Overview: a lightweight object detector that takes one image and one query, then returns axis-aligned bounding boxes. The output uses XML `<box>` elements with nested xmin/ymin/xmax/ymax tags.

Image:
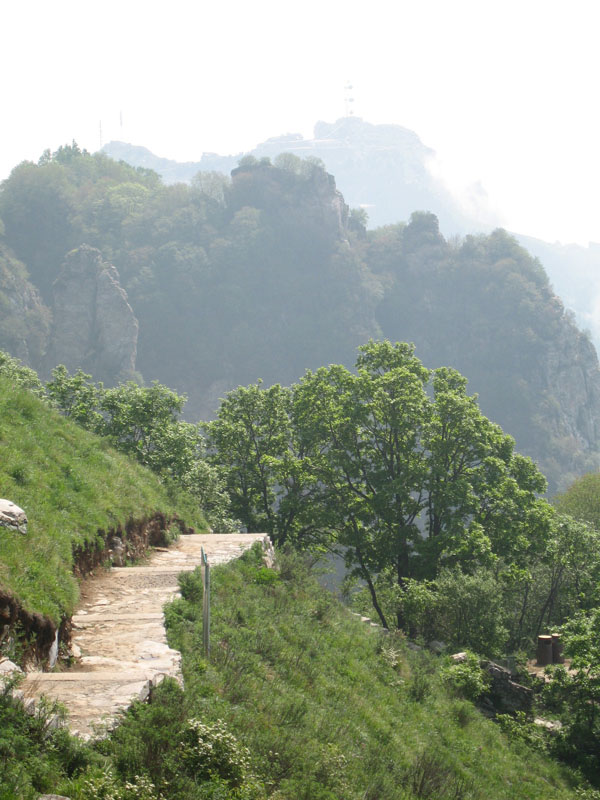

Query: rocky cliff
<box><xmin>0</xmin><ymin>242</ymin><xmax>50</xmax><ymax>366</ymax></box>
<box><xmin>229</xmin><ymin>156</ymin><xmax>349</xmax><ymax>241</ymax></box>
<box><xmin>44</xmin><ymin>245</ymin><xmax>139</xmax><ymax>384</ymax></box>
<box><xmin>372</xmin><ymin>217</ymin><xmax>600</xmax><ymax>493</ymax></box>
<box><xmin>532</xmin><ymin>322</ymin><xmax>600</xmax><ymax>486</ymax></box>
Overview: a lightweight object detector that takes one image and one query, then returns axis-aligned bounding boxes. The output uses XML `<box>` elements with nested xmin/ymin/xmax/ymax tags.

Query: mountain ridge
<box><xmin>102</xmin><ymin>117</ymin><xmax>600</xmax><ymax>351</ymax></box>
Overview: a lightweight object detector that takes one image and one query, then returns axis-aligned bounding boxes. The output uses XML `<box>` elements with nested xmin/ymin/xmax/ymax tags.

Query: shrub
<box><xmin>176</xmin><ymin>718</ymin><xmax>252</xmax><ymax>788</ymax></box>
<box><xmin>440</xmin><ymin>652</ymin><xmax>489</xmax><ymax>701</ymax></box>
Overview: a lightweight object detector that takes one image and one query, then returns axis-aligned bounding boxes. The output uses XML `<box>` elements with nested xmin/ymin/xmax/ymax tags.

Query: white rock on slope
<box><xmin>0</xmin><ymin>499</ymin><xmax>27</xmax><ymax>534</ymax></box>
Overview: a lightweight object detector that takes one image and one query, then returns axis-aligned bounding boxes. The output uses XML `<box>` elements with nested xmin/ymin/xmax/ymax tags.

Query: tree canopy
<box><xmin>553</xmin><ymin>471</ymin><xmax>600</xmax><ymax>528</ymax></box>
<box><xmin>207</xmin><ymin>340</ymin><xmax>553</xmax><ymax>628</ymax></box>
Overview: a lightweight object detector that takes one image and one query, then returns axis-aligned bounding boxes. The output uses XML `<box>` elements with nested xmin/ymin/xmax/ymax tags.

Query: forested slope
<box><xmin>105</xmin><ymin>119</ymin><xmax>600</xmax><ymax>357</ymax></box>
<box><xmin>370</xmin><ymin>214</ymin><xmax>600</xmax><ymax>490</ymax></box>
<box><xmin>0</xmin><ymin>144</ymin><xmax>598</xmax><ymax>490</ymax></box>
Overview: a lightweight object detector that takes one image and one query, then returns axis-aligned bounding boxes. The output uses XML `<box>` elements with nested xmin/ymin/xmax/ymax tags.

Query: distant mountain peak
<box><xmin>101</xmin><ymin>117</ymin><xmax>469</xmax><ymax>233</ymax></box>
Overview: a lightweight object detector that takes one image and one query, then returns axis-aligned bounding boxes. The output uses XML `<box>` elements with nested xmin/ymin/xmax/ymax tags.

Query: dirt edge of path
<box><xmin>0</xmin><ymin>513</ymin><xmax>195</xmax><ymax>668</ymax></box>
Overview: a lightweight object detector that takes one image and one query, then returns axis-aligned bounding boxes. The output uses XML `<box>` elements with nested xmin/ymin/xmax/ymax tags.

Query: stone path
<box><xmin>23</xmin><ymin>533</ymin><xmax>269</xmax><ymax>738</ymax></box>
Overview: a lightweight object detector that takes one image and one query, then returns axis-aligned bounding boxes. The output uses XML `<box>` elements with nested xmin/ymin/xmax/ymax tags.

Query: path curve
<box><xmin>23</xmin><ymin>533</ymin><xmax>269</xmax><ymax>737</ymax></box>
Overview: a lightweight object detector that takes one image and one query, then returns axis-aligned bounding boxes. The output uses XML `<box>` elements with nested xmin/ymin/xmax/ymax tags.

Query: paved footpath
<box><xmin>23</xmin><ymin>533</ymin><xmax>268</xmax><ymax>738</ymax></box>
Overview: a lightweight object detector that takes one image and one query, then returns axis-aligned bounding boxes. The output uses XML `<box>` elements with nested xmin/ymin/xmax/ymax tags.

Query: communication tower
<box><xmin>344</xmin><ymin>82</ymin><xmax>355</xmax><ymax>117</ymax></box>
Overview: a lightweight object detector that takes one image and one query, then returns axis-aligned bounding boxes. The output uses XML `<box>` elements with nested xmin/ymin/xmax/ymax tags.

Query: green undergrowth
<box><xmin>161</xmin><ymin>545</ymin><xmax>583</xmax><ymax>800</ymax></box>
<box><xmin>0</xmin><ymin>377</ymin><xmax>206</xmax><ymax>622</ymax></box>
<box><xmin>1</xmin><ymin>546</ymin><xmax>592</xmax><ymax>799</ymax></box>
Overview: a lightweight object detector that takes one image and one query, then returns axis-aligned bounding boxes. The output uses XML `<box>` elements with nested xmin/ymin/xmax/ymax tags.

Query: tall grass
<box><xmin>165</xmin><ymin>546</ymin><xmax>581</xmax><ymax>800</ymax></box>
<box><xmin>0</xmin><ymin>377</ymin><xmax>206</xmax><ymax>621</ymax></box>
<box><xmin>1</xmin><ymin>546</ymin><xmax>586</xmax><ymax>798</ymax></box>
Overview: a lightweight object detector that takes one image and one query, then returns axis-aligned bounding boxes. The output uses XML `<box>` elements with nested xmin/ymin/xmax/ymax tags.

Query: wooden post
<box><xmin>201</xmin><ymin>547</ymin><xmax>210</xmax><ymax>660</ymax></box>
<box><xmin>536</xmin><ymin>635</ymin><xmax>553</xmax><ymax>666</ymax></box>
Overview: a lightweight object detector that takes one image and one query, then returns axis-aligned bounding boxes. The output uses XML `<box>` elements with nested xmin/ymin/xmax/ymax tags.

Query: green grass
<box><xmin>1</xmin><ymin>546</ymin><xmax>589</xmax><ymax>798</ymax></box>
<box><xmin>164</xmin><ymin>546</ymin><xmax>583</xmax><ymax>800</ymax></box>
<box><xmin>0</xmin><ymin>377</ymin><xmax>207</xmax><ymax>622</ymax></box>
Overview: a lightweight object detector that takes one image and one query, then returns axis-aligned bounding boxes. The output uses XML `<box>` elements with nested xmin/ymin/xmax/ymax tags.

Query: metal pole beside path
<box><xmin>201</xmin><ymin>546</ymin><xmax>210</xmax><ymax>660</ymax></box>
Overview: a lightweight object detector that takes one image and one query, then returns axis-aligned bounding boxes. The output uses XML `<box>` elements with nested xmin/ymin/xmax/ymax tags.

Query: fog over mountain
<box><xmin>103</xmin><ymin>117</ymin><xmax>600</xmax><ymax>351</ymax></box>
<box><xmin>103</xmin><ymin>117</ymin><xmax>478</xmax><ymax>233</ymax></box>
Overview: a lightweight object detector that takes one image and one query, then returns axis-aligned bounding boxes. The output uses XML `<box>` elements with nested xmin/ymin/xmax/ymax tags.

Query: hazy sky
<box><xmin>2</xmin><ymin>0</ymin><xmax>599</xmax><ymax>245</ymax></box>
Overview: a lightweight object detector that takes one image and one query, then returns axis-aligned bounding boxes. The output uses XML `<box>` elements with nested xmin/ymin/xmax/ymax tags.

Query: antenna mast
<box><xmin>344</xmin><ymin>82</ymin><xmax>355</xmax><ymax>117</ymax></box>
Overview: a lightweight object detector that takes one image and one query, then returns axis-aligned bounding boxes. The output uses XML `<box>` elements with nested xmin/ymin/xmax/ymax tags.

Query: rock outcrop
<box><xmin>229</xmin><ymin>157</ymin><xmax>349</xmax><ymax>240</ymax></box>
<box><xmin>44</xmin><ymin>246</ymin><xmax>139</xmax><ymax>384</ymax></box>
<box><xmin>537</xmin><ymin>324</ymin><xmax>600</xmax><ymax>461</ymax></box>
<box><xmin>480</xmin><ymin>660</ymin><xmax>534</xmax><ymax>716</ymax></box>
<box><xmin>0</xmin><ymin>242</ymin><xmax>50</xmax><ymax>366</ymax></box>
<box><xmin>0</xmin><ymin>499</ymin><xmax>27</xmax><ymax>534</ymax></box>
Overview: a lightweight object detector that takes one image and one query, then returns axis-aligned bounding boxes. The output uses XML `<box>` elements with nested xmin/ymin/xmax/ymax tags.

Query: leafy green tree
<box><xmin>99</xmin><ymin>381</ymin><xmax>187</xmax><ymax>466</ymax></box>
<box><xmin>352</xmin><ymin>567</ymin><xmax>507</xmax><ymax>655</ymax></box>
<box><xmin>495</xmin><ymin>513</ymin><xmax>600</xmax><ymax>653</ymax></box>
<box><xmin>294</xmin><ymin>340</ymin><xmax>551</xmax><ymax>626</ymax></box>
<box><xmin>0</xmin><ymin>350</ymin><xmax>43</xmax><ymax>394</ymax></box>
<box><xmin>543</xmin><ymin>608</ymin><xmax>600</xmax><ymax>779</ymax></box>
<box><xmin>433</xmin><ymin>567</ymin><xmax>508</xmax><ymax>656</ymax></box>
<box><xmin>553</xmin><ymin>472</ymin><xmax>600</xmax><ymax>528</ymax></box>
<box><xmin>205</xmin><ymin>382</ymin><xmax>323</xmax><ymax>547</ymax></box>
<box><xmin>46</xmin><ymin>365</ymin><xmax>103</xmax><ymax>429</ymax></box>
<box><xmin>190</xmin><ymin>170</ymin><xmax>230</xmax><ymax>206</ymax></box>
<box><xmin>560</xmin><ymin>608</ymin><xmax>600</xmax><ymax>720</ymax></box>
<box><xmin>208</xmin><ymin>341</ymin><xmax>551</xmax><ymax>629</ymax></box>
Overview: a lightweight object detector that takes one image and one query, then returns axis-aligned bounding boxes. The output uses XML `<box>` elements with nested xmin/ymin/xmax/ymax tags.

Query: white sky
<box><xmin>2</xmin><ymin>0</ymin><xmax>600</xmax><ymax>245</ymax></box>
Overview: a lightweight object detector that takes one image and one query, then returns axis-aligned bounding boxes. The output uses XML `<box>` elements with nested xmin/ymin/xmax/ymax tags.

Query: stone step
<box><xmin>24</xmin><ymin>532</ymin><xmax>271</xmax><ymax>738</ymax></box>
<box><xmin>110</xmin><ymin>565</ymin><xmax>198</xmax><ymax>575</ymax></box>
<box><xmin>24</xmin><ymin>669</ymin><xmax>163</xmax><ymax>683</ymax></box>
<box><xmin>73</xmin><ymin>613</ymin><xmax>165</xmax><ymax>623</ymax></box>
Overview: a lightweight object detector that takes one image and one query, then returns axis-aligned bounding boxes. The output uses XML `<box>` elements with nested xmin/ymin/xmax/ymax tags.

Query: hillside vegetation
<box><xmin>1</xmin><ymin>145</ymin><xmax>599</xmax><ymax>490</ymax></box>
<box><xmin>104</xmin><ymin>119</ymin><xmax>600</xmax><ymax>359</ymax></box>
<box><xmin>2</xmin><ymin>353</ymin><xmax>600</xmax><ymax>794</ymax></box>
<box><xmin>108</xmin><ymin>546</ymin><xmax>586</xmax><ymax>799</ymax></box>
<box><xmin>1</xmin><ymin>546</ymin><xmax>588</xmax><ymax>799</ymax></box>
<box><xmin>0</xmin><ymin>374</ymin><xmax>206</xmax><ymax>626</ymax></box>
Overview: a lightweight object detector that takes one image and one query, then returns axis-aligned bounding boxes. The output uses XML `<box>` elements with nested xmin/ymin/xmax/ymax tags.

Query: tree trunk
<box><xmin>356</xmin><ymin>547</ymin><xmax>389</xmax><ymax>629</ymax></box>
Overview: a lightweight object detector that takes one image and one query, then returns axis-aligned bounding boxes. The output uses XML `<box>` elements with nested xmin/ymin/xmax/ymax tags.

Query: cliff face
<box><xmin>372</xmin><ymin>218</ymin><xmax>600</xmax><ymax>493</ymax></box>
<box><xmin>532</xmin><ymin>323</ymin><xmax>600</xmax><ymax>486</ymax></box>
<box><xmin>0</xmin><ymin>242</ymin><xmax>50</xmax><ymax>367</ymax></box>
<box><xmin>44</xmin><ymin>245</ymin><xmax>139</xmax><ymax>384</ymax></box>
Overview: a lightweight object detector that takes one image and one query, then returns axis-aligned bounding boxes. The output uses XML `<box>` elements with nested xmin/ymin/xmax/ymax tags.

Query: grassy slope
<box><xmin>0</xmin><ymin>377</ymin><xmax>206</xmax><ymax>622</ymax></box>
<box><xmin>166</xmin><ymin>547</ymin><xmax>580</xmax><ymax>800</ymax></box>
